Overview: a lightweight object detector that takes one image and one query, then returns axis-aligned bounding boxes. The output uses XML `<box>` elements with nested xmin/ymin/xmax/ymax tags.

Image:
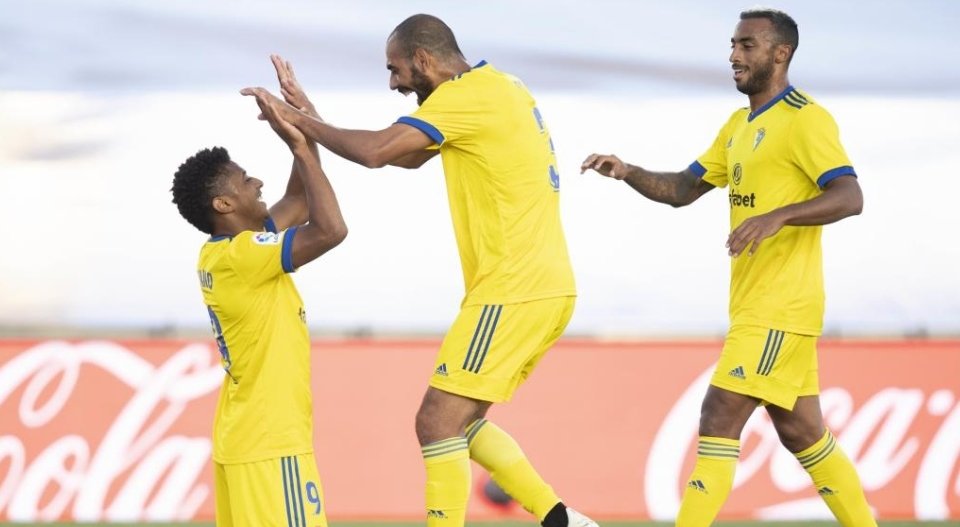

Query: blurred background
<box><xmin>2</xmin><ymin>0</ymin><xmax>958</xmax><ymax>337</ymax></box>
<box><xmin>1</xmin><ymin>0</ymin><xmax>959</xmax><ymax>524</ymax></box>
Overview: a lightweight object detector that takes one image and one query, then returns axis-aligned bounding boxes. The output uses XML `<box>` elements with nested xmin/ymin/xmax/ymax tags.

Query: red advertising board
<box><xmin>0</xmin><ymin>339</ymin><xmax>957</xmax><ymax>522</ymax></box>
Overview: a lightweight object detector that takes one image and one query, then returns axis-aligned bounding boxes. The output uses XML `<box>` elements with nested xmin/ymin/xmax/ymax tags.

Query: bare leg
<box><xmin>676</xmin><ymin>385</ymin><xmax>758</xmax><ymax>527</ymax></box>
<box><xmin>767</xmin><ymin>395</ymin><xmax>877</xmax><ymax>527</ymax></box>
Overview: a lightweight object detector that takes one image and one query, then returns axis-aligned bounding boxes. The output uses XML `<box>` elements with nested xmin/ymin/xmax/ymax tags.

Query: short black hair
<box><xmin>389</xmin><ymin>14</ymin><xmax>464</xmax><ymax>61</ymax></box>
<box><xmin>740</xmin><ymin>8</ymin><xmax>799</xmax><ymax>62</ymax></box>
<box><xmin>171</xmin><ymin>147</ymin><xmax>231</xmax><ymax>234</ymax></box>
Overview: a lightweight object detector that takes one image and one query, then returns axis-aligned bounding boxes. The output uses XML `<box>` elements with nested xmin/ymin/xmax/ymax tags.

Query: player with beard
<box><xmin>242</xmin><ymin>14</ymin><xmax>594</xmax><ymax>527</ymax></box>
<box><xmin>582</xmin><ymin>8</ymin><xmax>875</xmax><ymax>527</ymax></box>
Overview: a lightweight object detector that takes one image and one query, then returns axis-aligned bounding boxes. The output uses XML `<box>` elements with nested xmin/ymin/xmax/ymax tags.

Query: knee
<box><xmin>697</xmin><ymin>389</ymin><xmax>755</xmax><ymax>439</ymax></box>
<box><xmin>698</xmin><ymin>409</ymin><xmax>739</xmax><ymax>438</ymax></box>
<box><xmin>415</xmin><ymin>404</ymin><xmax>442</xmax><ymax>446</ymax></box>
<box><xmin>777</xmin><ymin>424</ymin><xmax>824</xmax><ymax>453</ymax></box>
<box><xmin>415</xmin><ymin>397</ymin><xmax>475</xmax><ymax>446</ymax></box>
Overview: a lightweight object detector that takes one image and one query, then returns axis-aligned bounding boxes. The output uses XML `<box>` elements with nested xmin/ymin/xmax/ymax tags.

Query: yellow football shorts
<box><xmin>215</xmin><ymin>453</ymin><xmax>327</xmax><ymax>527</ymax></box>
<box><xmin>709</xmin><ymin>325</ymin><xmax>819</xmax><ymax>410</ymax></box>
<box><xmin>430</xmin><ymin>296</ymin><xmax>576</xmax><ymax>403</ymax></box>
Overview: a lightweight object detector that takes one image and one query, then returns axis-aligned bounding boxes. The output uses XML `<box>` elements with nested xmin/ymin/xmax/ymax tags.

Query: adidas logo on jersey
<box><xmin>687</xmin><ymin>479</ymin><xmax>708</xmax><ymax>493</ymax></box>
<box><xmin>728</xmin><ymin>366</ymin><xmax>746</xmax><ymax>379</ymax></box>
<box><xmin>435</xmin><ymin>363</ymin><xmax>448</xmax><ymax>376</ymax></box>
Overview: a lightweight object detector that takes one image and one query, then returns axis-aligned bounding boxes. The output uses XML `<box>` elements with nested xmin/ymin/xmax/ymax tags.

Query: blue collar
<box><xmin>209</xmin><ymin>234</ymin><xmax>232</xmax><ymax>242</ymax></box>
<box><xmin>748</xmin><ymin>84</ymin><xmax>794</xmax><ymax>122</ymax></box>
<box><xmin>450</xmin><ymin>60</ymin><xmax>489</xmax><ymax>82</ymax></box>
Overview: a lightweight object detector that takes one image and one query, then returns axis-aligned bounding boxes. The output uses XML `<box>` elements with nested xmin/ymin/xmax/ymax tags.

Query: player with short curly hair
<box><xmin>172</xmin><ymin>58</ymin><xmax>347</xmax><ymax>527</ymax></box>
<box><xmin>171</xmin><ymin>146</ymin><xmax>231</xmax><ymax>234</ymax></box>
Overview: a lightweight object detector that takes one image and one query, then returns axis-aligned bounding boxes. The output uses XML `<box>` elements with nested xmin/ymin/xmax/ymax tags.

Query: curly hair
<box><xmin>171</xmin><ymin>147</ymin><xmax>231</xmax><ymax>234</ymax></box>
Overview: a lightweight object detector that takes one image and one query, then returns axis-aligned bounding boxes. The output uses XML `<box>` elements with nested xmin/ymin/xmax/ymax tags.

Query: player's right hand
<box><xmin>241</xmin><ymin>87</ymin><xmax>307</xmax><ymax>149</ymax></box>
<box><xmin>581</xmin><ymin>153</ymin><xmax>627</xmax><ymax>180</ymax></box>
<box><xmin>271</xmin><ymin>54</ymin><xmax>322</xmax><ymax>120</ymax></box>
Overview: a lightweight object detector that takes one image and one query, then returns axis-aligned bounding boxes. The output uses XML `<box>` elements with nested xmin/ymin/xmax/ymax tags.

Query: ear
<box><xmin>212</xmin><ymin>196</ymin><xmax>233</xmax><ymax>214</ymax></box>
<box><xmin>413</xmin><ymin>47</ymin><xmax>432</xmax><ymax>70</ymax></box>
<box><xmin>774</xmin><ymin>43</ymin><xmax>792</xmax><ymax>64</ymax></box>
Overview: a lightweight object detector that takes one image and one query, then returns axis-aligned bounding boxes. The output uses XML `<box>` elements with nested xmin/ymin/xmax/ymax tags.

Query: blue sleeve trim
<box><xmin>396</xmin><ymin>116</ymin><xmax>444</xmax><ymax>145</ymax></box>
<box><xmin>688</xmin><ymin>161</ymin><xmax>707</xmax><ymax>178</ymax></box>
<box><xmin>817</xmin><ymin>166</ymin><xmax>857</xmax><ymax>188</ymax></box>
<box><xmin>264</xmin><ymin>216</ymin><xmax>278</xmax><ymax>233</ymax></box>
<box><xmin>281</xmin><ymin>226</ymin><xmax>298</xmax><ymax>273</ymax></box>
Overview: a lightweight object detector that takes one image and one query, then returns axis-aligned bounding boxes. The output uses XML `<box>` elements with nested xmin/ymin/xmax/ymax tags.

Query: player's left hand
<box><xmin>726</xmin><ymin>211</ymin><xmax>786</xmax><ymax>257</ymax></box>
<box><xmin>240</xmin><ymin>87</ymin><xmax>306</xmax><ymax>148</ymax></box>
<box><xmin>240</xmin><ymin>86</ymin><xmax>297</xmax><ymax>123</ymax></box>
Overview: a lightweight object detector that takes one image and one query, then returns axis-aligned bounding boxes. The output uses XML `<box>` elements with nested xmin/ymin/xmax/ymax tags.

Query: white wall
<box><xmin>1</xmin><ymin>91</ymin><xmax>958</xmax><ymax>336</ymax></box>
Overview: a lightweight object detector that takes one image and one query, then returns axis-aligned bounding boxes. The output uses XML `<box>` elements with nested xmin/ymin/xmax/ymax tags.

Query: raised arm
<box><xmin>265</xmin><ymin>56</ymin><xmax>320</xmax><ymax>231</ymax></box>
<box><xmin>581</xmin><ymin>153</ymin><xmax>715</xmax><ymax>207</ymax></box>
<box><xmin>267</xmin><ymin>150</ymin><xmax>311</xmax><ymax>231</ymax></box>
<box><xmin>287</xmin><ymin>110</ymin><xmax>433</xmax><ymax>169</ymax></box>
<box><xmin>724</xmin><ymin>174</ymin><xmax>862</xmax><ymax>257</ymax></box>
<box><xmin>248</xmin><ymin>88</ymin><xmax>347</xmax><ymax>268</ymax></box>
<box><xmin>287</xmin><ymin>142</ymin><xmax>347</xmax><ymax>268</ymax></box>
<box><xmin>241</xmin><ymin>85</ymin><xmax>434</xmax><ymax>169</ymax></box>
<box><xmin>267</xmin><ymin>54</ymin><xmax>438</xmax><ymax>170</ymax></box>
<box><xmin>388</xmin><ymin>148</ymin><xmax>440</xmax><ymax>169</ymax></box>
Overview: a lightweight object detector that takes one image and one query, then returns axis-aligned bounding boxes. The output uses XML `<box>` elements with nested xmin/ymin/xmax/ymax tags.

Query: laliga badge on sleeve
<box><xmin>253</xmin><ymin>232</ymin><xmax>280</xmax><ymax>245</ymax></box>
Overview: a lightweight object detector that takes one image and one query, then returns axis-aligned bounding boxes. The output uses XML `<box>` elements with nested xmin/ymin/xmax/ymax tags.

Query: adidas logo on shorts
<box><xmin>435</xmin><ymin>363</ymin><xmax>448</xmax><ymax>376</ymax></box>
<box><xmin>728</xmin><ymin>365</ymin><xmax>746</xmax><ymax>379</ymax></box>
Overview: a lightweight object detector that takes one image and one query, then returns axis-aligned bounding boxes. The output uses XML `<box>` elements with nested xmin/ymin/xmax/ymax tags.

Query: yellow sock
<box><xmin>795</xmin><ymin>429</ymin><xmax>877</xmax><ymax>527</ymax></box>
<box><xmin>466</xmin><ymin>419</ymin><xmax>560</xmax><ymax>520</ymax></box>
<box><xmin>675</xmin><ymin>436</ymin><xmax>740</xmax><ymax>527</ymax></box>
<box><xmin>422</xmin><ymin>437</ymin><xmax>471</xmax><ymax>527</ymax></box>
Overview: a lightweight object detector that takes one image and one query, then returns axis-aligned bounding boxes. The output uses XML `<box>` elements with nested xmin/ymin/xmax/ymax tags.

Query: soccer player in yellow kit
<box><xmin>582</xmin><ymin>8</ymin><xmax>876</xmax><ymax>527</ymax></box>
<box><xmin>172</xmin><ymin>59</ymin><xmax>347</xmax><ymax>527</ymax></box>
<box><xmin>242</xmin><ymin>14</ymin><xmax>596</xmax><ymax>527</ymax></box>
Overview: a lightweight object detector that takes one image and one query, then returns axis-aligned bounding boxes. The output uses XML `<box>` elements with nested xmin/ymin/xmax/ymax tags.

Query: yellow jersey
<box><xmin>198</xmin><ymin>220</ymin><xmax>313</xmax><ymax>464</ymax></box>
<box><xmin>398</xmin><ymin>61</ymin><xmax>576</xmax><ymax>307</ymax></box>
<box><xmin>690</xmin><ymin>87</ymin><xmax>856</xmax><ymax>335</ymax></box>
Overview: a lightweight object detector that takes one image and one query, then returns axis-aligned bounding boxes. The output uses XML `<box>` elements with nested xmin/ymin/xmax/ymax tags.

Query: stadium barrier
<box><xmin>0</xmin><ymin>338</ymin><xmax>958</xmax><ymax>522</ymax></box>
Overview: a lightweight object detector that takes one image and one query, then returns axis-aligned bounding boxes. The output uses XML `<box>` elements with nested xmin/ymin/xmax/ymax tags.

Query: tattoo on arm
<box><xmin>623</xmin><ymin>167</ymin><xmax>712</xmax><ymax>207</ymax></box>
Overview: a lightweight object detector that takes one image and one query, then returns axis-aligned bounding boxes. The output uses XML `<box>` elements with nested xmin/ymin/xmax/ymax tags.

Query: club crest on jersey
<box><xmin>753</xmin><ymin>128</ymin><xmax>766</xmax><ymax>151</ymax></box>
<box><xmin>253</xmin><ymin>232</ymin><xmax>280</xmax><ymax>245</ymax></box>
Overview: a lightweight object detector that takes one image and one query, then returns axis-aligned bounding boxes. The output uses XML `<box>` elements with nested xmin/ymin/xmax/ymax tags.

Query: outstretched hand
<box><xmin>726</xmin><ymin>211</ymin><xmax>786</xmax><ymax>257</ymax></box>
<box><xmin>271</xmin><ymin>54</ymin><xmax>321</xmax><ymax>119</ymax></box>
<box><xmin>241</xmin><ymin>87</ymin><xmax>307</xmax><ymax>149</ymax></box>
<box><xmin>581</xmin><ymin>153</ymin><xmax>628</xmax><ymax>180</ymax></box>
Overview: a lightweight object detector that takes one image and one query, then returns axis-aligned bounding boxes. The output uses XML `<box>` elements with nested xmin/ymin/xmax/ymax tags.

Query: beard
<box><xmin>735</xmin><ymin>56</ymin><xmax>775</xmax><ymax>96</ymax></box>
<box><xmin>409</xmin><ymin>64</ymin><xmax>435</xmax><ymax>106</ymax></box>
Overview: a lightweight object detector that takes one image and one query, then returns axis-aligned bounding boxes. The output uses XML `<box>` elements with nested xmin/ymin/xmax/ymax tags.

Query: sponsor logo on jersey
<box><xmin>253</xmin><ymin>232</ymin><xmax>280</xmax><ymax>245</ymax></box>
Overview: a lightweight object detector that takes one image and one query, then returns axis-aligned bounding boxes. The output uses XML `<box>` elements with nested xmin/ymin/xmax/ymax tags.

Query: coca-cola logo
<box><xmin>0</xmin><ymin>340</ymin><xmax>223</xmax><ymax>522</ymax></box>
<box><xmin>2</xmin><ymin>340</ymin><xmax>957</xmax><ymax>522</ymax></box>
<box><xmin>645</xmin><ymin>364</ymin><xmax>960</xmax><ymax>520</ymax></box>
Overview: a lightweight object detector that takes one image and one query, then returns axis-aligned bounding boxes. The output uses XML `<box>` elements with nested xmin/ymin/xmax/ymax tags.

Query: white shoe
<box><xmin>566</xmin><ymin>507</ymin><xmax>599</xmax><ymax>527</ymax></box>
